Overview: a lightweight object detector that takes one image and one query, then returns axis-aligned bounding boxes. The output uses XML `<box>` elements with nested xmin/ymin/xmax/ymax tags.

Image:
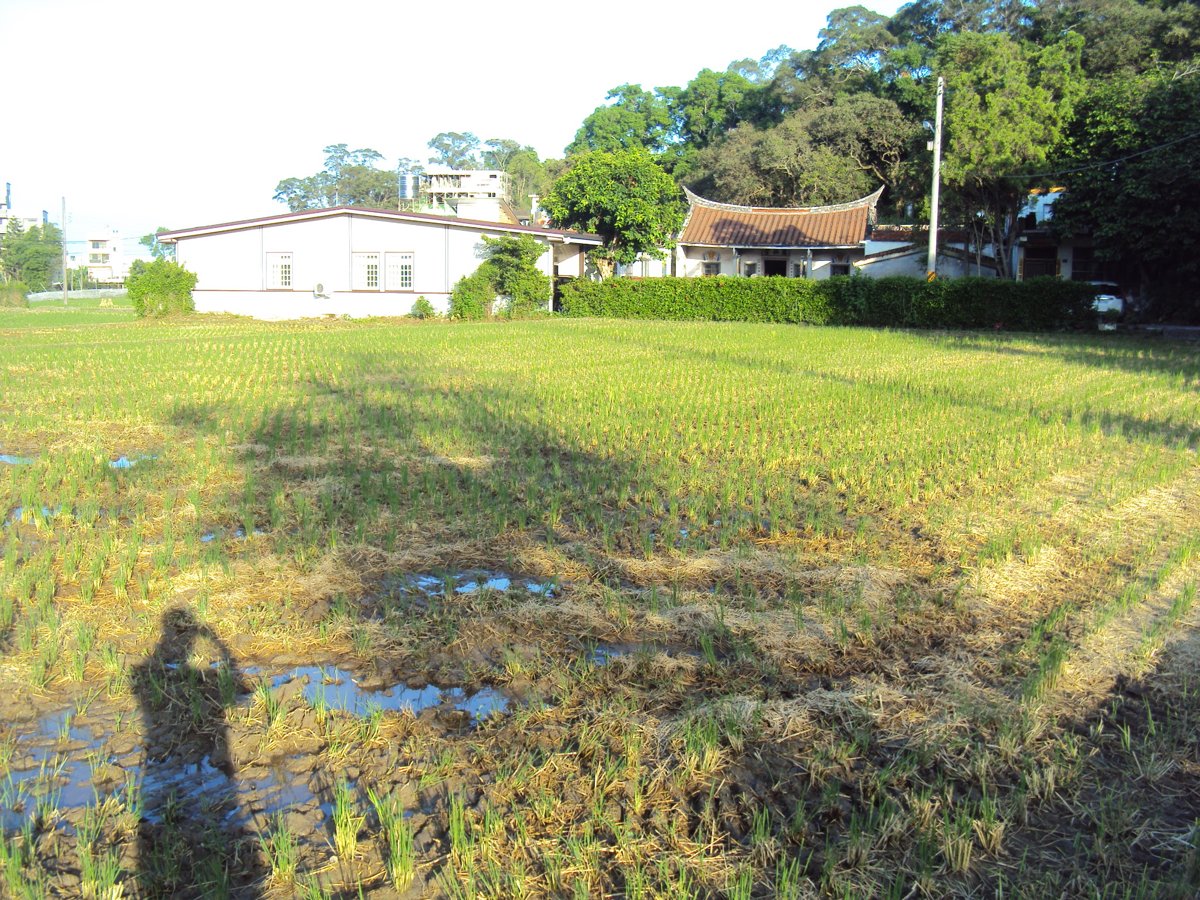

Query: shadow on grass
<box><xmin>169</xmin><ymin>354</ymin><xmax>664</xmax><ymax>576</ymax></box>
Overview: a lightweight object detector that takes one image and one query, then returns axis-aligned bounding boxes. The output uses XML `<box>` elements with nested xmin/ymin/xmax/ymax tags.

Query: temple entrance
<box><xmin>764</xmin><ymin>258</ymin><xmax>787</xmax><ymax>277</ymax></box>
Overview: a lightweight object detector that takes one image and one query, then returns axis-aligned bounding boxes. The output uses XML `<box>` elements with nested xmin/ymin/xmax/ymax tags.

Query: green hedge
<box><xmin>559</xmin><ymin>276</ymin><xmax>1095</xmax><ymax>331</ymax></box>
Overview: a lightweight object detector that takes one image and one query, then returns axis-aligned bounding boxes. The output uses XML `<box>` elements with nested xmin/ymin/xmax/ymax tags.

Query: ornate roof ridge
<box><xmin>682</xmin><ymin>185</ymin><xmax>884</xmax><ymax>214</ymax></box>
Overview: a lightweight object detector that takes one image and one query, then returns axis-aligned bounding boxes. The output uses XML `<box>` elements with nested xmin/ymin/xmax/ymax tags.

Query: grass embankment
<box><xmin>0</xmin><ymin>307</ymin><xmax>1197</xmax><ymax>897</ymax></box>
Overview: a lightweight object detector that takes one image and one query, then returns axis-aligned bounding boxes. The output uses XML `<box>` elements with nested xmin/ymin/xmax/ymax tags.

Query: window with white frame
<box><xmin>266</xmin><ymin>252</ymin><xmax>292</xmax><ymax>289</ymax></box>
<box><xmin>352</xmin><ymin>252</ymin><xmax>380</xmax><ymax>290</ymax></box>
<box><xmin>386</xmin><ymin>252</ymin><xmax>414</xmax><ymax>291</ymax></box>
<box><xmin>702</xmin><ymin>250</ymin><xmax>720</xmax><ymax>277</ymax></box>
<box><xmin>743</xmin><ymin>262</ymin><xmax>758</xmax><ymax>277</ymax></box>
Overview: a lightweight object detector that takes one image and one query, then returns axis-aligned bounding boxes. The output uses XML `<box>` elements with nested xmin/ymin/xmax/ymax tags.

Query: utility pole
<box><xmin>61</xmin><ymin>197</ymin><xmax>68</xmax><ymax>305</ymax></box>
<box><xmin>927</xmin><ymin>77</ymin><xmax>944</xmax><ymax>279</ymax></box>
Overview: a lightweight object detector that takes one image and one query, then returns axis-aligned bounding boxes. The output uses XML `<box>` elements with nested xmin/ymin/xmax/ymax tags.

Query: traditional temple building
<box><xmin>622</xmin><ymin>187</ymin><xmax>1006</xmax><ymax>280</ymax></box>
<box><xmin>669</xmin><ymin>186</ymin><xmax>885</xmax><ymax>279</ymax></box>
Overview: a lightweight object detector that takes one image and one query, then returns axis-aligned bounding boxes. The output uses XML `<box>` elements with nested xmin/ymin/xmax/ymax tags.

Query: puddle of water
<box><xmin>392</xmin><ymin>570</ymin><xmax>557</xmax><ymax>598</ymax></box>
<box><xmin>201</xmin><ymin>527</ymin><xmax>266</xmax><ymax>543</ymax></box>
<box><xmin>2</xmin><ymin>754</ymin><xmax>96</xmax><ymax>831</ymax></box>
<box><xmin>5</xmin><ymin>505</ymin><xmax>66</xmax><ymax>526</ymax></box>
<box><xmin>109</xmin><ymin>454</ymin><xmax>156</xmax><ymax>470</ymax></box>
<box><xmin>30</xmin><ymin>708</ymin><xmax>95</xmax><ymax>745</ymax></box>
<box><xmin>0</xmin><ymin>454</ymin><xmax>33</xmax><ymax>465</ymax></box>
<box><xmin>589</xmin><ymin>644</ymin><xmax>632</xmax><ymax>666</ymax></box>
<box><xmin>3</xmin><ymin>717</ymin><xmax>321</xmax><ymax>832</ymax></box>
<box><xmin>444</xmin><ymin>687</ymin><xmax>510</xmax><ymax>722</ymax></box>
<box><xmin>0</xmin><ymin>666</ymin><xmax>513</xmax><ymax>832</ymax></box>
<box><xmin>2</xmin><ymin>709</ymin><xmax>113</xmax><ymax>830</ymax></box>
<box><xmin>267</xmin><ymin>666</ymin><xmax>510</xmax><ymax>723</ymax></box>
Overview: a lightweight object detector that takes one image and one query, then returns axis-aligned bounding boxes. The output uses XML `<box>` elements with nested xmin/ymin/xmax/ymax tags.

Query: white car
<box><xmin>1090</xmin><ymin>284</ymin><xmax>1124</xmax><ymax>331</ymax></box>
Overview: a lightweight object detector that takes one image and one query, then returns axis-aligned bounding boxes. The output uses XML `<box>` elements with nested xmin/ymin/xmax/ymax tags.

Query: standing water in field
<box><xmin>131</xmin><ymin>606</ymin><xmax>264</xmax><ymax>896</ymax></box>
<box><xmin>109</xmin><ymin>454</ymin><xmax>156</xmax><ymax>470</ymax></box>
<box><xmin>268</xmin><ymin>665</ymin><xmax>511</xmax><ymax>721</ymax></box>
<box><xmin>390</xmin><ymin>570</ymin><xmax>558</xmax><ymax>598</ymax></box>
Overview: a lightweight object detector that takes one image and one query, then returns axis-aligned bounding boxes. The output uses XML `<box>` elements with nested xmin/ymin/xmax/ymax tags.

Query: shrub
<box><xmin>410</xmin><ymin>296</ymin><xmax>436</xmax><ymax>319</ymax></box>
<box><xmin>0</xmin><ymin>281</ymin><xmax>29</xmax><ymax>308</ymax></box>
<box><xmin>559</xmin><ymin>275</ymin><xmax>1095</xmax><ymax>331</ymax></box>
<box><xmin>449</xmin><ymin>235</ymin><xmax>552</xmax><ymax>320</ymax></box>
<box><xmin>126</xmin><ymin>259</ymin><xmax>197</xmax><ymax>317</ymax></box>
<box><xmin>449</xmin><ymin>269</ymin><xmax>495</xmax><ymax>320</ymax></box>
<box><xmin>500</xmin><ymin>267</ymin><xmax>552</xmax><ymax>319</ymax></box>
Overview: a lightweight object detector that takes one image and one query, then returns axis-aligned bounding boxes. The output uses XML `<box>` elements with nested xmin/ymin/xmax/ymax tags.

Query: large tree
<box><xmin>687</xmin><ymin>92</ymin><xmax>918</xmax><ymax>209</ymax></box>
<box><xmin>274</xmin><ymin>144</ymin><xmax>399</xmax><ymax>211</ymax></box>
<box><xmin>1033</xmin><ymin>0</ymin><xmax>1200</xmax><ymax>76</ymax></box>
<box><xmin>937</xmin><ymin>30</ymin><xmax>1085</xmax><ymax>278</ymax></box>
<box><xmin>543</xmin><ymin>149</ymin><xmax>685</xmax><ymax>278</ymax></box>
<box><xmin>1</xmin><ymin>220</ymin><xmax>62</xmax><ymax>292</ymax></box>
<box><xmin>140</xmin><ymin>227</ymin><xmax>175</xmax><ymax>261</ymax></box>
<box><xmin>1051</xmin><ymin>69</ymin><xmax>1200</xmax><ymax>318</ymax></box>
<box><xmin>428</xmin><ymin>132</ymin><xmax>482</xmax><ymax>169</ymax></box>
<box><xmin>566</xmin><ymin>85</ymin><xmax>673</xmax><ymax>156</ymax></box>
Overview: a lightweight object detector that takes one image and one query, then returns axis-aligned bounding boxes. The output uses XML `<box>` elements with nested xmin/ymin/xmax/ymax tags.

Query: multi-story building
<box><xmin>420</xmin><ymin>169</ymin><xmax>517</xmax><ymax>224</ymax></box>
<box><xmin>84</xmin><ymin>229</ymin><xmax>130</xmax><ymax>285</ymax></box>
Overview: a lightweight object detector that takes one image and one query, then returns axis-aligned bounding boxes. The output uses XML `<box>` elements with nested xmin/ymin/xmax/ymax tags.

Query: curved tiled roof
<box><xmin>679</xmin><ymin>186</ymin><xmax>883</xmax><ymax>249</ymax></box>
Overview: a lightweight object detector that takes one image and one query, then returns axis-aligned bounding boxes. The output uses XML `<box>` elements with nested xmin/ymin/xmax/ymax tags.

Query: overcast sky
<box><xmin>2</xmin><ymin>0</ymin><xmax>904</xmax><ymax>254</ymax></box>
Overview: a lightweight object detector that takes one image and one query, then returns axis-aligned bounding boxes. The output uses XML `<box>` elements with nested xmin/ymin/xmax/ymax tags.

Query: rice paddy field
<box><xmin>0</xmin><ymin>301</ymin><xmax>1197</xmax><ymax>899</ymax></box>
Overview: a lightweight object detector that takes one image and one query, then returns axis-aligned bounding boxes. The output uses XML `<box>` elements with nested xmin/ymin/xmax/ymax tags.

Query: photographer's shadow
<box><xmin>132</xmin><ymin>606</ymin><xmax>262</xmax><ymax>898</ymax></box>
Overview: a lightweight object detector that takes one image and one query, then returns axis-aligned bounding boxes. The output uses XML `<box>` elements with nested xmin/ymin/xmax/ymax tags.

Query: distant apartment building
<box><xmin>421</xmin><ymin>169</ymin><xmax>517</xmax><ymax>224</ymax></box>
<box><xmin>84</xmin><ymin>229</ymin><xmax>130</xmax><ymax>285</ymax></box>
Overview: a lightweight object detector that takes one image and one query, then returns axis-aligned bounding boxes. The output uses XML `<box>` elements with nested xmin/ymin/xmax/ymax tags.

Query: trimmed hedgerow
<box><xmin>559</xmin><ymin>275</ymin><xmax>834</xmax><ymax>324</ymax></box>
<box><xmin>559</xmin><ymin>275</ymin><xmax>1095</xmax><ymax>331</ymax></box>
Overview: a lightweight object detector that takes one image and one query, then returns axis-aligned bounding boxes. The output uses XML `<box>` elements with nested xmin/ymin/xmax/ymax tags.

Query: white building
<box><xmin>422</xmin><ymin>169</ymin><xmax>516</xmax><ymax>224</ymax></box>
<box><xmin>83</xmin><ymin>229</ymin><xmax>130</xmax><ymax>285</ymax></box>
<box><xmin>155</xmin><ymin>205</ymin><xmax>601</xmax><ymax>319</ymax></box>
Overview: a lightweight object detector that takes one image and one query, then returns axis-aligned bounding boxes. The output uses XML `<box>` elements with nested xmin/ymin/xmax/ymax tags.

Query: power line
<box><xmin>1002</xmin><ymin>128</ymin><xmax>1200</xmax><ymax>180</ymax></box>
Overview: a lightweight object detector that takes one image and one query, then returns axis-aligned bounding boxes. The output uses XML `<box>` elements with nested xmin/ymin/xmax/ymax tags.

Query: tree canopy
<box><xmin>542</xmin><ymin>149</ymin><xmax>685</xmax><ymax>277</ymax></box>
<box><xmin>274</xmin><ymin>144</ymin><xmax>400</xmax><ymax>211</ymax></box>
<box><xmin>1</xmin><ymin>220</ymin><xmax>62</xmax><ymax>292</ymax></box>
<box><xmin>545</xmin><ymin>0</ymin><xmax>1199</xmax><ymax>313</ymax></box>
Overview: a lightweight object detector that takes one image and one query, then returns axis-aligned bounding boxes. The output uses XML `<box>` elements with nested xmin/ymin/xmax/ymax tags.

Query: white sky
<box><xmin>2</xmin><ymin>0</ymin><xmax>904</xmax><ymax>254</ymax></box>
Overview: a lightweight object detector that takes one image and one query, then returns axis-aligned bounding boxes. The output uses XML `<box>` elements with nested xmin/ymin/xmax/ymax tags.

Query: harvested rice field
<box><xmin>0</xmin><ymin>303</ymin><xmax>1198</xmax><ymax>898</ymax></box>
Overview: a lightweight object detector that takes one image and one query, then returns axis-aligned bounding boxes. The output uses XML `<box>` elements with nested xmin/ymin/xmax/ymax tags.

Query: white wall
<box><xmin>856</xmin><ymin>248</ymin><xmax>998</xmax><ymax>279</ymax></box>
<box><xmin>676</xmin><ymin>246</ymin><xmax>736</xmax><ymax>277</ymax></box>
<box><xmin>192</xmin><ymin>290</ymin><xmax>437</xmax><ymax>319</ymax></box>
<box><xmin>675</xmin><ymin>246</ymin><xmax>858</xmax><ymax>279</ymax></box>
<box><xmin>176</xmin><ymin>212</ymin><xmax>568</xmax><ymax>318</ymax></box>
<box><xmin>553</xmin><ymin>244</ymin><xmax>586</xmax><ymax>277</ymax></box>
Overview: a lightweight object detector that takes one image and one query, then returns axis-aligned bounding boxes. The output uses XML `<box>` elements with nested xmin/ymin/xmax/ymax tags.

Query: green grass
<box><xmin>0</xmin><ymin>313</ymin><xmax>1197</xmax><ymax>897</ymax></box>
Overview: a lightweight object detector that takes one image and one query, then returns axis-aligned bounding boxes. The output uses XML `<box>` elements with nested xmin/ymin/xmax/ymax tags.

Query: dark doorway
<box><xmin>764</xmin><ymin>258</ymin><xmax>787</xmax><ymax>277</ymax></box>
